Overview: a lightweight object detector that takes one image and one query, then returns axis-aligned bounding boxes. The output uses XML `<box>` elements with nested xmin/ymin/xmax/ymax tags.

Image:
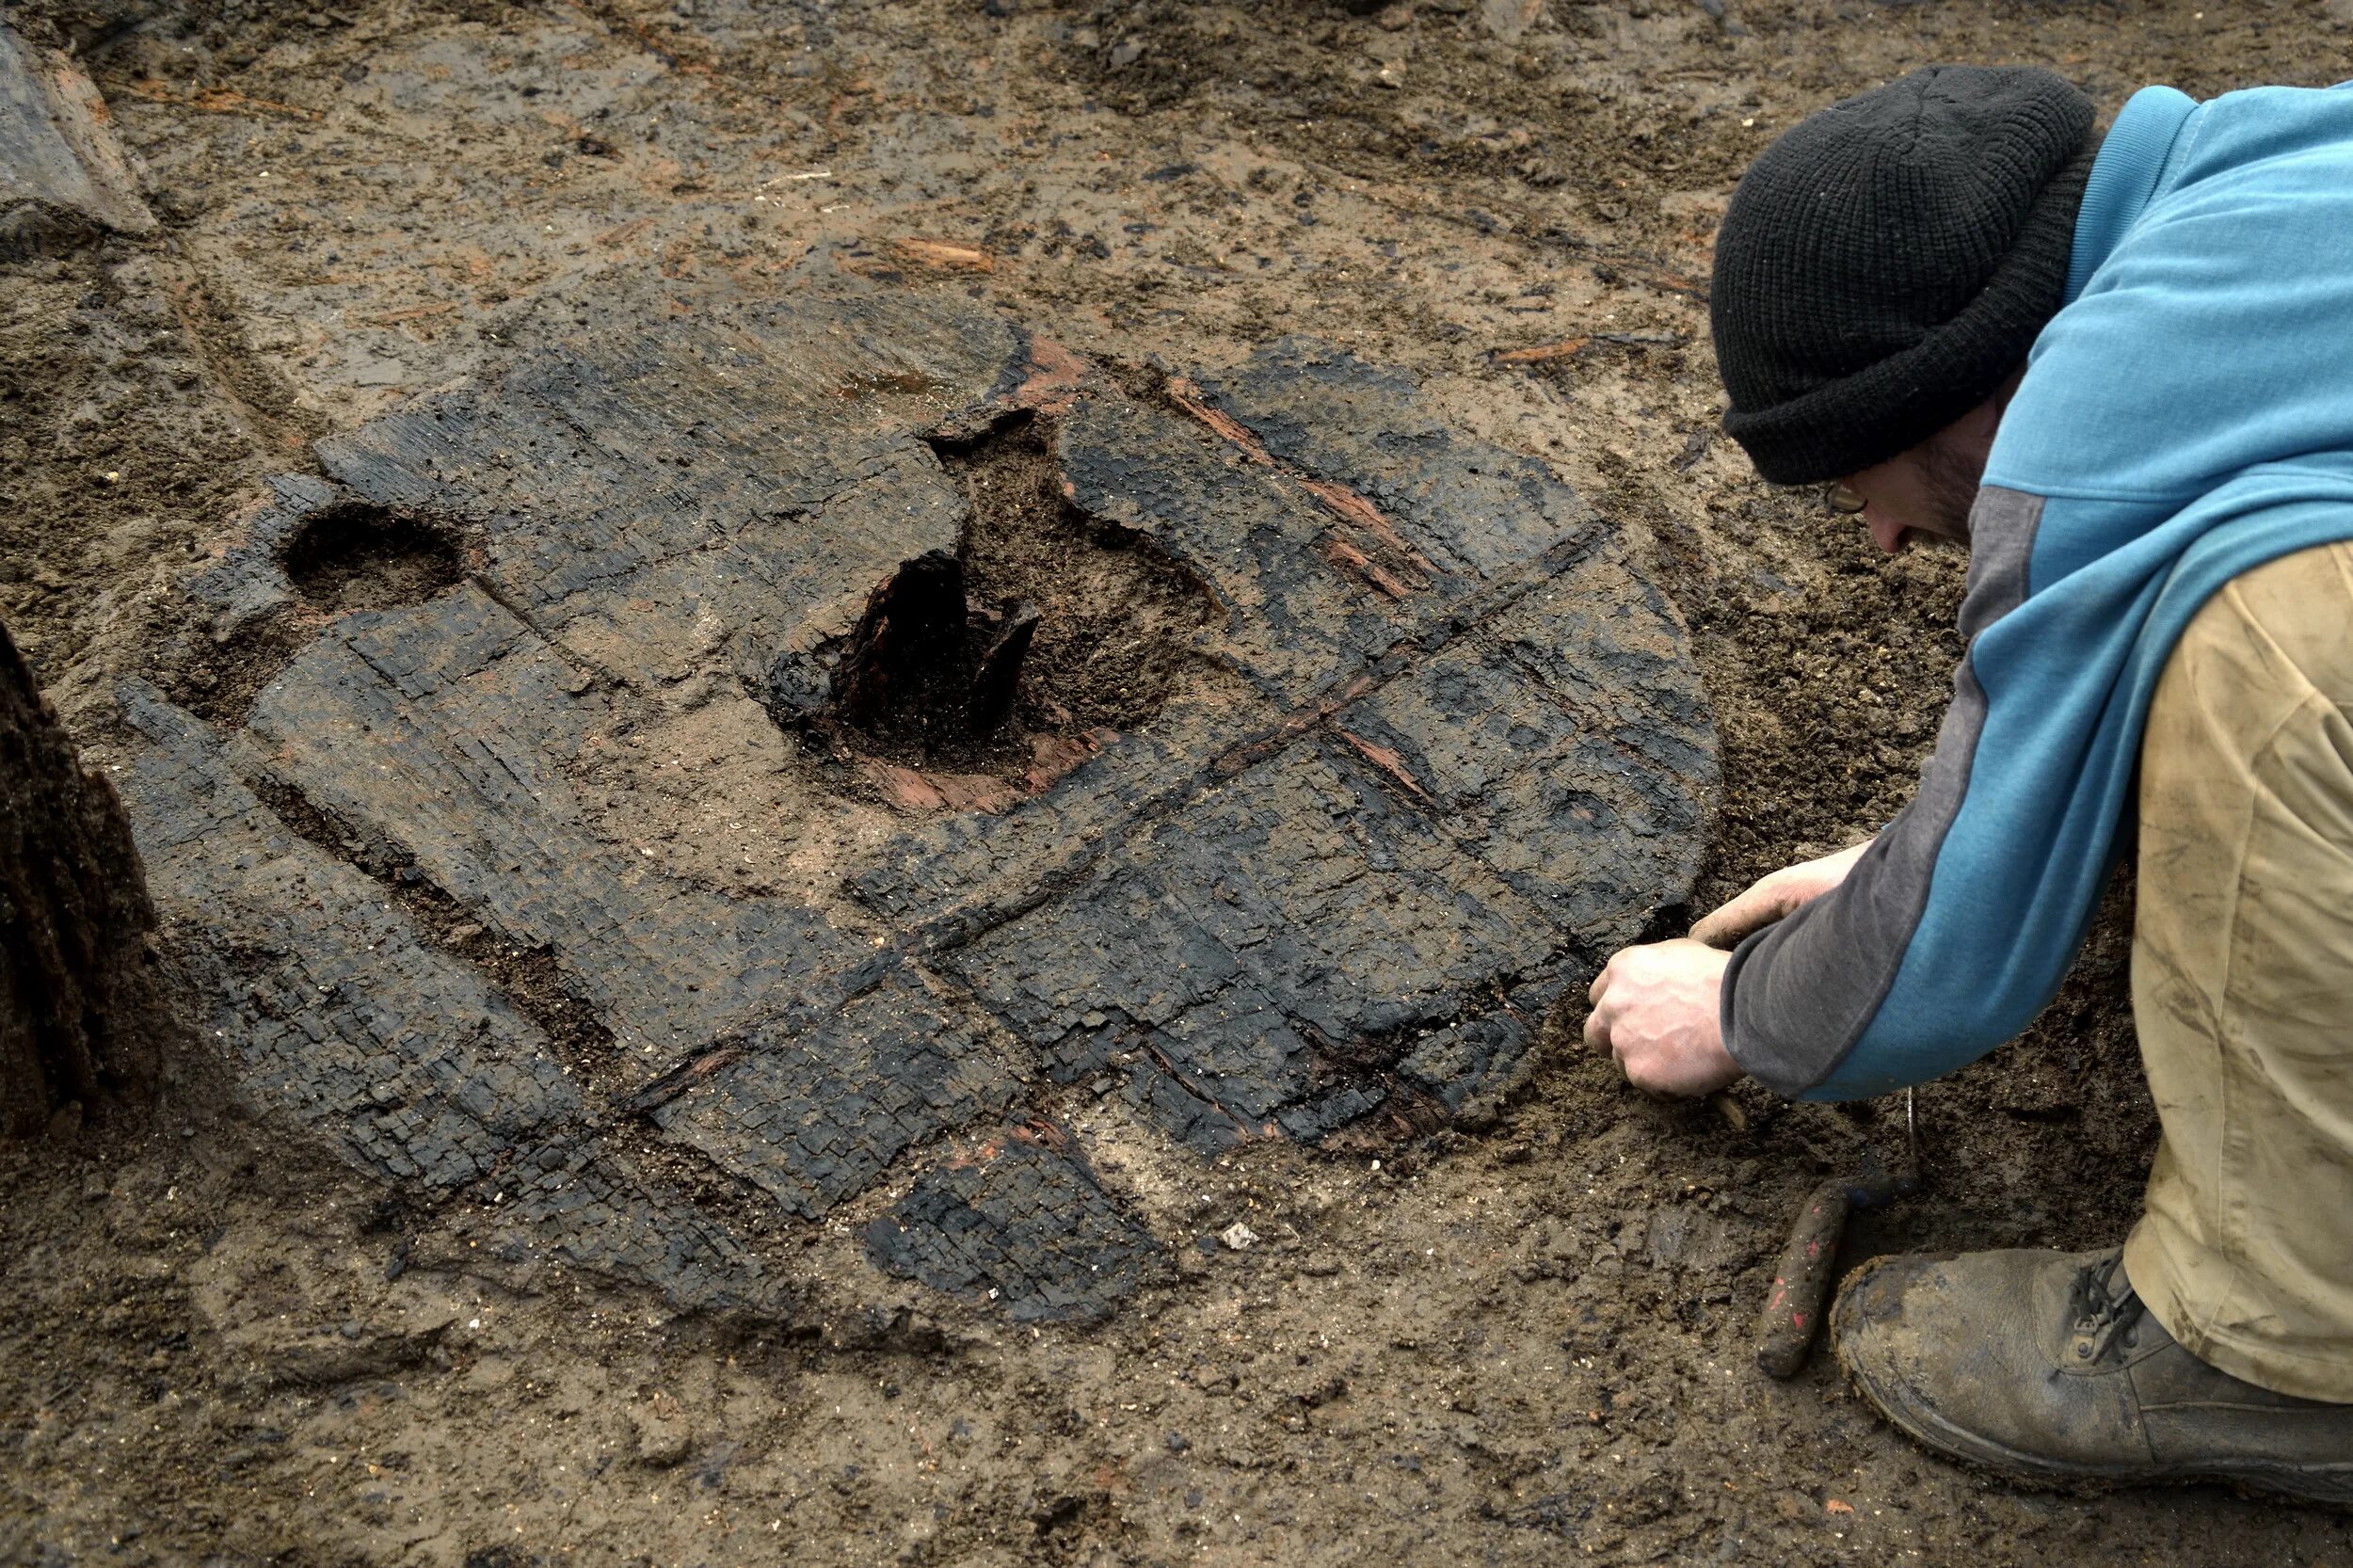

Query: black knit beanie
<box><xmin>1710</xmin><ymin>65</ymin><xmax>2100</xmax><ymax>486</ymax></box>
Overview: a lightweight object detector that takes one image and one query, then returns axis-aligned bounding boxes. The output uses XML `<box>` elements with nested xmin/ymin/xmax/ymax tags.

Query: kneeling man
<box><xmin>1586</xmin><ymin>65</ymin><xmax>2353</xmax><ymax>1502</ymax></box>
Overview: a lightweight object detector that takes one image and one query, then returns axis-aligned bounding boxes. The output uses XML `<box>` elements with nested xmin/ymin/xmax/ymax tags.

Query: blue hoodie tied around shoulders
<box><xmin>1722</xmin><ymin>80</ymin><xmax>2353</xmax><ymax>1100</ymax></box>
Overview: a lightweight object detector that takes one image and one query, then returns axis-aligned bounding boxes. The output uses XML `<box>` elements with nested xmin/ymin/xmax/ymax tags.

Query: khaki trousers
<box><xmin>2126</xmin><ymin>539</ymin><xmax>2353</xmax><ymax>1401</ymax></box>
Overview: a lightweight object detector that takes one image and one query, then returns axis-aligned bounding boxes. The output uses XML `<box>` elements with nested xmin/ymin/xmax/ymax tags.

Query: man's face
<box><xmin>1838</xmin><ymin>427</ymin><xmax>1990</xmax><ymax>556</ymax></box>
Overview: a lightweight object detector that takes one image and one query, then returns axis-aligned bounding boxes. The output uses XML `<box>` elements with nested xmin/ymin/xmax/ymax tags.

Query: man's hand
<box><xmin>1588</xmin><ymin>841</ymin><xmax>1873</xmax><ymax>1096</ymax></box>
<box><xmin>1688</xmin><ymin>839</ymin><xmax>1874</xmax><ymax>950</ymax></box>
<box><xmin>1583</xmin><ymin>938</ymin><xmax>1740</xmax><ymax>1096</ymax></box>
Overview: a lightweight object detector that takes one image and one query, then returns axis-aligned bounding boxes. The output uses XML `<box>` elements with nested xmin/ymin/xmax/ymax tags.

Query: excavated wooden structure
<box><xmin>116</xmin><ymin>287</ymin><xmax>1717</xmax><ymax>1322</ymax></box>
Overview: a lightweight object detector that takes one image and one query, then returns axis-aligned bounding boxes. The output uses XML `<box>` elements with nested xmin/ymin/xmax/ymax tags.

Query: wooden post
<box><xmin>0</xmin><ymin>620</ymin><xmax>167</xmax><ymax>1135</ymax></box>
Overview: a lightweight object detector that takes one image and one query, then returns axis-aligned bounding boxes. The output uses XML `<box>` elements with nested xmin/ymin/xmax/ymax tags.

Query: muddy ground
<box><xmin>6</xmin><ymin>0</ymin><xmax>2353</xmax><ymax>1562</ymax></box>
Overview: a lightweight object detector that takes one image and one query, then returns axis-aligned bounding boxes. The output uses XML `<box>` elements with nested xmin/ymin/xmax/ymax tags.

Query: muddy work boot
<box><xmin>1833</xmin><ymin>1246</ymin><xmax>2353</xmax><ymax>1505</ymax></box>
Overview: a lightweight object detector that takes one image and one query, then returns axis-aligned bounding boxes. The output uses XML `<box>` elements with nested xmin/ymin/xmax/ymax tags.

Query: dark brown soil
<box><xmin>808</xmin><ymin>407</ymin><xmax>1225</xmax><ymax>778</ymax></box>
<box><xmin>945</xmin><ymin>410</ymin><xmax>1221</xmax><ymax>738</ymax></box>
<box><xmin>280</xmin><ymin>502</ymin><xmax>465</xmax><ymax>615</ymax></box>
<box><xmin>4</xmin><ymin>1</ymin><xmax>2351</xmax><ymax>1564</ymax></box>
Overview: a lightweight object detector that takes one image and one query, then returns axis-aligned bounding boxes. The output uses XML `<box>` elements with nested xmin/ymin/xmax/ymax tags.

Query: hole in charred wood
<box><xmin>813</xmin><ymin>547</ymin><xmax>1042</xmax><ymax>752</ymax></box>
<box><xmin>282</xmin><ymin>502</ymin><xmax>464</xmax><ymax>615</ymax></box>
<box><xmin>158</xmin><ymin>608</ymin><xmax>315</xmax><ymax>728</ymax></box>
<box><xmin>767</xmin><ymin>411</ymin><xmax>1218</xmax><ymax>783</ymax></box>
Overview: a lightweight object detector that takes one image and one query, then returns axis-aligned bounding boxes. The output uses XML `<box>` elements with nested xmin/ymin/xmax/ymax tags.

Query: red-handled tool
<box><xmin>1753</xmin><ymin>1088</ymin><xmax>1919</xmax><ymax>1379</ymax></box>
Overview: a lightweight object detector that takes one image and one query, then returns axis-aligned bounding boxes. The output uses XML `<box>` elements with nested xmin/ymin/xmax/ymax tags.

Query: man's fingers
<box><xmin>1687</xmin><ymin>912</ymin><xmax>1752</xmax><ymax>949</ymax></box>
<box><xmin>1689</xmin><ymin>886</ymin><xmax>1783</xmax><ymax>949</ymax></box>
<box><xmin>1581</xmin><ymin>999</ymin><xmax>1610</xmax><ymax>1053</ymax></box>
<box><xmin>1587</xmin><ymin>959</ymin><xmax>1616</xmax><ymax>1006</ymax></box>
<box><xmin>1689</xmin><ymin>892</ymin><xmax>1762</xmax><ymax>948</ymax></box>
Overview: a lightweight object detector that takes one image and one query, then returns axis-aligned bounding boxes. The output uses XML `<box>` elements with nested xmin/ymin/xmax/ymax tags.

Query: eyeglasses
<box><xmin>1823</xmin><ymin>482</ymin><xmax>1866</xmax><ymax>515</ymax></box>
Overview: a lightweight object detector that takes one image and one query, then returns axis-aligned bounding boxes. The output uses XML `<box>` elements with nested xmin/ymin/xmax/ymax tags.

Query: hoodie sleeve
<box><xmin>1731</xmin><ymin>83</ymin><xmax>2353</xmax><ymax>1099</ymax></box>
<box><xmin>1721</xmin><ymin>488</ymin><xmax>2088</xmax><ymax>1099</ymax></box>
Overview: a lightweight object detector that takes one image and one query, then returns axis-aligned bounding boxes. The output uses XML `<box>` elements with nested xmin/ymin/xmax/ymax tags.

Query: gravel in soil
<box><xmin>5</xmin><ymin>0</ymin><xmax>2353</xmax><ymax>1563</ymax></box>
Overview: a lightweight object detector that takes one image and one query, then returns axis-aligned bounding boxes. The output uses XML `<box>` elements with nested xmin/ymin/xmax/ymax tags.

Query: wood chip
<box><xmin>1494</xmin><ymin>337</ymin><xmax>1590</xmax><ymax>365</ymax></box>
<box><xmin>890</xmin><ymin>238</ymin><xmax>995</xmax><ymax>272</ymax></box>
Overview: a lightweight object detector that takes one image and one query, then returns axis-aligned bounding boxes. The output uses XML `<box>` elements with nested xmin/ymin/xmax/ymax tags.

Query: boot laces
<box><xmin>2066</xmin><ymin>1253</ymin><xmax>2147</xmax><ymax>1366</ymax></box>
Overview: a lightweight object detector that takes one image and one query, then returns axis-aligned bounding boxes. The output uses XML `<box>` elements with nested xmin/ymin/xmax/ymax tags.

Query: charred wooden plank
<box><xmin>120</xmin><ymin>294</ymin><xmax>1720</xmax><ymax>1321</ymax></box>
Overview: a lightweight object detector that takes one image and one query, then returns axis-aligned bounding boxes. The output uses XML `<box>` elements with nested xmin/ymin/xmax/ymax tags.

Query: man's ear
<box><xmin>1984</xmin><ymin>362</ymin><xmax>2030</xmax><ymax>425</ymax></box>
<box><xmin>1954</xmin><ymin>395</ymin><xmax>2004</xmax><ymax>449</ymax></box>
<box><xmin>1948</xmin><ymin>365</ymin><xmax>2028</xmax><ymax>462</ymax></box>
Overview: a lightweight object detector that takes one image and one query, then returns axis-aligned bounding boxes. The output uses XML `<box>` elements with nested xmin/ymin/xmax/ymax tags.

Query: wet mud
<box><xmin>4</xmin><ymin>0</ymin><xmax>2352</xmax><ymax>1564</ymax></box>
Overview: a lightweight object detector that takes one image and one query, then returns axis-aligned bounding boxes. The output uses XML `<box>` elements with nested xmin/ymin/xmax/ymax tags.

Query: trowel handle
<box><xmin>1753</xmin><ymin>1176</ymin><xmax>1852</xmax><ymax>1379</ymax></box>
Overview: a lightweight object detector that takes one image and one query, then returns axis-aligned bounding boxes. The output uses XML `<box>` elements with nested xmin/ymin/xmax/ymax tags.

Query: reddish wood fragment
<box><xmin>1494</xmin><ymin>337</ymin><xmax>1592</xmax><ymax>365</ymax></box>
<box><xmin>1334</xmin><ymin>728</ymin><xmax>1434</xmax><ymax>804</ymax></box>
<box><xmin>1162</xmin><ymin>376</ymin><xmax>1274</xmax><ymax>464</ymax></box>
<box><xmin>862</xmin><ymin>760</ymin><xmax>1024</xmax><ymax>815</ymax></box>
<box><xmin>1300</xmin><ymin>479</ymin><xmax>1434</xmax><ymax>584</ymax></box>
<box><xmin>1317</xmin><ymin>535</ymin><xmax>1413</xmax><ymax>600</ymax></box>
<box><xmin>891</xmin><ymin>238</ymin><xmax>995</xmax><ymax>273</ymax></box>
<box><xmin>1012</xmin><ymin>337</ymin><xmax>1088</xmax><ymax>416</ymax></box>
<box><xmin>1025</xmin><ymin>729</ymin><xmax>1108</xmax><ymax>794</ymax></box>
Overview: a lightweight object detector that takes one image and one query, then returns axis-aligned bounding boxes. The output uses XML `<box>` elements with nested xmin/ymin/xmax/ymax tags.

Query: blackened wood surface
<box><xmin>122</xmin><ymin>287</ymin><xmax>1719</xmax><ymax>1320</ymax></box>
